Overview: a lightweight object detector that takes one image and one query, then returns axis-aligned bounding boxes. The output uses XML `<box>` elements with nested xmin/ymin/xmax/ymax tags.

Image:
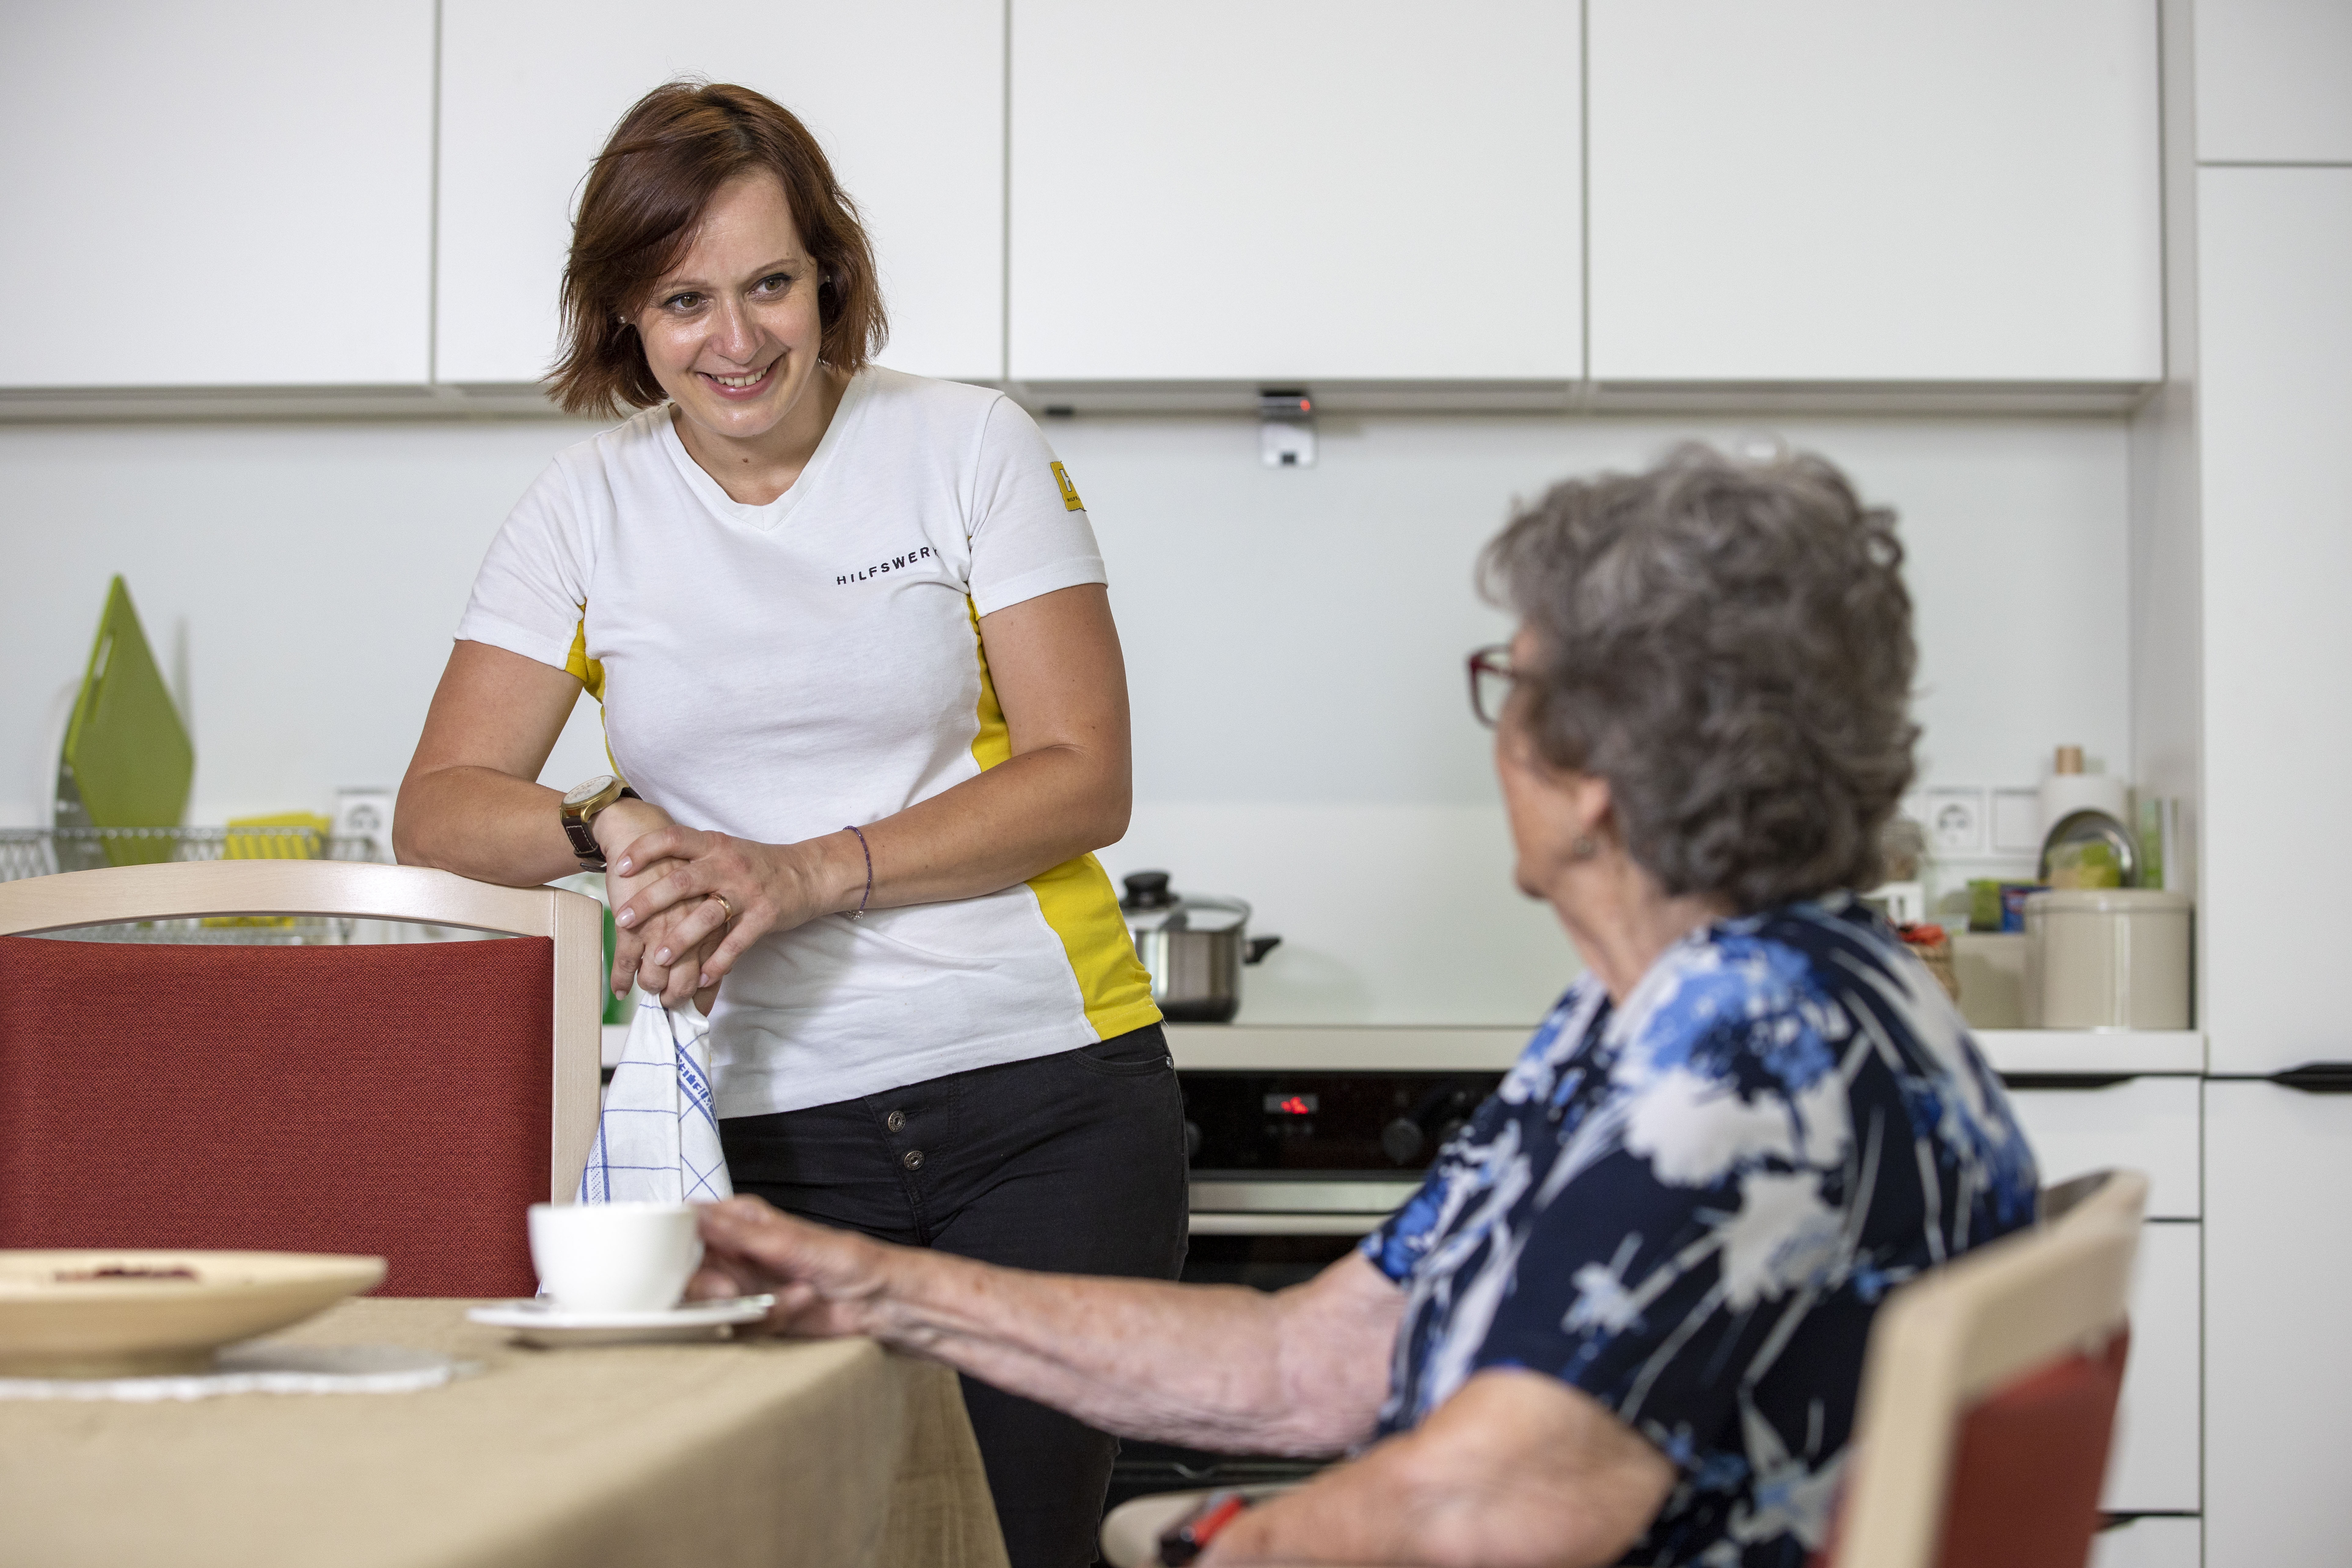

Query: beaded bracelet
<box><xmin>844</xmin><ymin>824</ymin><xmax>873</xmax><ymax>920</ymax></box>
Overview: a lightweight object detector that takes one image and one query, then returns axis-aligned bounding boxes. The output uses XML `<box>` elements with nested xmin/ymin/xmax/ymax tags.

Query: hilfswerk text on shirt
<box><xmin>838</xmin><ymin>546</ymin><xmax>934</xmax><ymax>585</ymax></box>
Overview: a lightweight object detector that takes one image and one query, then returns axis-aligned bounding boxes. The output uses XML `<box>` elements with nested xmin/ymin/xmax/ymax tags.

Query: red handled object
<box><xmin>1157</xmin><ymin>1490</ymin><xmax>1251</xmax><ymax>1566</ymax></box>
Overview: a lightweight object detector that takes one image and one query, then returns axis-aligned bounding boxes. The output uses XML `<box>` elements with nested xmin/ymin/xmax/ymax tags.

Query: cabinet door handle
<box><xmin>2271</xmin><ymin>1062</ymin><xmax>2352</xmax><ymax>1093</ymax></box>
<box><xmin>2002</xmin><ymin>1073</ymin><xmax>2134</xmax><ymax>1091</ymax></box>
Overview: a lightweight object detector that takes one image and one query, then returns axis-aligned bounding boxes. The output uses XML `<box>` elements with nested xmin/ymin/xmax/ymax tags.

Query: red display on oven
<box><xmin>1261</xmin><ymin>1093</ymin><xmax>1320</xmax><ymax>1117</ymax></box>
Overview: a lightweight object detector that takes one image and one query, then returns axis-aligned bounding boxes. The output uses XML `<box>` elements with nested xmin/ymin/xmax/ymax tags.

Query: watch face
<box><xmin>563</xmin><ymin>774</ymin><xmax>619</xmax><ymax>810</ymax></box>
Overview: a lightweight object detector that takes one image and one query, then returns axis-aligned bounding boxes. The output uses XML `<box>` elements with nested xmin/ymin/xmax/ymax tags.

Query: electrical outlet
<box><xmin>333</xmin><ymin>787</ymin><xmax>396</xmax><ymax>862</ymax></box>
<box><xmin>1923</xmin><ymin>787</ymin><xmax>1987</xmax><ymax>855</ymax></box>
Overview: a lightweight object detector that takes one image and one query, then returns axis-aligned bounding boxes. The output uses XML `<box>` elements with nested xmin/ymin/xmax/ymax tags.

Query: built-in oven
<box><xmin>1106</xmin><ymin>1067</ymin><xmax>1505</xmax><ymax>1512</ymax></box>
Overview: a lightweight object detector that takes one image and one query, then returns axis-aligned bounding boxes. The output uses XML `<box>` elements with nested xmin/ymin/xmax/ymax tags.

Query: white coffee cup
<box><xmin>528</xmin><ymin>1202</ymin><xmax>703</xmax><ymax>1312</ymax></box>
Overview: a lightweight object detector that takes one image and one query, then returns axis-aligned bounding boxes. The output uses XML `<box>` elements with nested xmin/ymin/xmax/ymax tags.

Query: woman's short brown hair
<box><xmin>548</xmin><ymin>80</ymin><xmax>888</xmax><ymax>416</ymax></box>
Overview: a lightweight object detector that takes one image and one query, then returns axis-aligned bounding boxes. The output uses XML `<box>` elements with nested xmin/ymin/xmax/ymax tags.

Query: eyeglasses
<box><xmin>1467</xmin><ymin>645</ymin><xmax>1518</xmax><ymax>727</ymax></box>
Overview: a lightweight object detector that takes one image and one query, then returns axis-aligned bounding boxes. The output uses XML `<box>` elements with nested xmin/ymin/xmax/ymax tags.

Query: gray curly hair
<box><xmin>1481</xmin><ymin>443</ymin><xmax>1919</xmax><ymax>912</ymax></box>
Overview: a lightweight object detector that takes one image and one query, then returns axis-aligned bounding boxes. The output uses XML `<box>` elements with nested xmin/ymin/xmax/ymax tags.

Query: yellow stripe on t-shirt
<box><xmin>564</xmin><ymin>615</ymin><xmax>607</xmax><ymax>702</ymax></box>
<box><xmin>565</xmin><ymin>614</ymin><xmax>621</xmax><ymax>775</ymax></box>
<box><xmin>966</xmin><ymin>598</ymin><xmax>1162</xmax><ymax>1041</ymax></box>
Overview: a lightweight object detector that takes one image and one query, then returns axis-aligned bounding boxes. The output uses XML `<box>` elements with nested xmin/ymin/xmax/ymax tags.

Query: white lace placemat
<box><xmin>0</xmin><ymin>1343</ymin><xmax>476</xmax><ymax>1402</ymax></box>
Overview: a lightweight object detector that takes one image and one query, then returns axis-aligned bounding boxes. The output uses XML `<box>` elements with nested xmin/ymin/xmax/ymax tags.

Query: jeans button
<box><xmin>885</xmin><ymin>1109</ymin><xmax>906</xmax><ymax>1133</ymax></box>
<box><xmin>902</xmin><ymin>1149</ymin><xmax>924</xmax><ymax>1171</ymax></box>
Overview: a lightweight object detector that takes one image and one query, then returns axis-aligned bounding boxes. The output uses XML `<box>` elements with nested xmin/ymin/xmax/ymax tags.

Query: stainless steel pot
<box><xmin>1119</xmin><ymin>871</ymin><xmax>1281</xmax><ymax>1024</ymax></box>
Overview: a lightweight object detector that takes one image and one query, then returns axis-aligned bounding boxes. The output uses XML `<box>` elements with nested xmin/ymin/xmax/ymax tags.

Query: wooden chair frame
<box><xmin>0</xmin><ymin>860</ymin><xmax>605</xmax><ymax>1203</ymax></box>
<box><xmin>1832</xmin><ymin>1167</ymin><xmax>2149</xmax><ymax>1568</ymax></box>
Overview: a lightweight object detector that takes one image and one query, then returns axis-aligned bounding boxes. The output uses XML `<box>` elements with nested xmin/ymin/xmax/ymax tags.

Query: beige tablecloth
<box><xmin>0</xmin><ymin>1298</ymin><xmax>1009</xmax><ymax>1568</ymax></box>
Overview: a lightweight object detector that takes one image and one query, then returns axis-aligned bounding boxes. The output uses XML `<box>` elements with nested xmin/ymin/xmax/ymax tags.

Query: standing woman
<box><xmin>396</xmin><ymin>82</ymin><xmax>1184</xmax><ymax>1568</ymax></box>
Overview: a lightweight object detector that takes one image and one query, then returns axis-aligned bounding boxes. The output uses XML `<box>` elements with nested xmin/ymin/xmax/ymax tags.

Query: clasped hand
<box><xmin>598</xmin><ymin>803</ymin><xmax>843</xmax><ymax>1009</ymax></box>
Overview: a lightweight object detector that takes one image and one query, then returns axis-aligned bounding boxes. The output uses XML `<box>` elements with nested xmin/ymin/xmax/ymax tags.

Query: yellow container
<box><xmin>206</xmin><ymin>813</ymin><xmax>335</xmax><ymax>927</ymax></box>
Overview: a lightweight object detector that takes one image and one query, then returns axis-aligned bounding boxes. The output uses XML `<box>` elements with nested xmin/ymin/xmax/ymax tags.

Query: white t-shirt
<box><xmin>456</xmin><ymin>366</ymin><xmax>1160</xmax><ymax>1116</ymax></box>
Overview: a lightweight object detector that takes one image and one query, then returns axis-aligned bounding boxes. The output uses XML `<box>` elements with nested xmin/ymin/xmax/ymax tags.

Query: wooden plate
<box><xmin>0</xmin><ymin>1250</ymin><xmax>385</xmax><ymax>1378</ymax></box>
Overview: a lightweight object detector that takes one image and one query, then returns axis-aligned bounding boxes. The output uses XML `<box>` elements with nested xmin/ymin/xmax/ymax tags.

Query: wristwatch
<box><xmin>560</xmin><ymin>775</ymin><xmax>640</xmax><ymax>871</ymax></box>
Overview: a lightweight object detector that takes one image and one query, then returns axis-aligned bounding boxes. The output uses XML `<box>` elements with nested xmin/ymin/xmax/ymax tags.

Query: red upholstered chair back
<box><xmin>0</xmin><ymin>934</ymin><xmax>556</xmax><ymax>1297</ymax></box>
<box><xmin>1931</xmin><ymin>1328</ymin><xmax>2130</xmax><ymax>1568</ymax></box>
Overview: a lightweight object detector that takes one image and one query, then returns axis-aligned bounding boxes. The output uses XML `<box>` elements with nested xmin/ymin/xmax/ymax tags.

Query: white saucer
<box><xmin>466</xmin><ymin>1296</ymin><xmax>776</xmax><ymax>1347</ymax></box>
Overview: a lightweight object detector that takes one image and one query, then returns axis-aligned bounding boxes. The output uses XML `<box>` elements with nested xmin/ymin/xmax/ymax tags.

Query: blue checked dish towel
<box><xmin>577</xmin><ymin>991</ymin><xmax>733</xmax><ymax>1203</ymax></box>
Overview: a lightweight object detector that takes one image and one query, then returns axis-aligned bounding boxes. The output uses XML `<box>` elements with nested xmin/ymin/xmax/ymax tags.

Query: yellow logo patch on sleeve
<box><xmin>1050</xmin><ymin>461</ymin><xmax>1085</xmax><ymax>512</ymax></box>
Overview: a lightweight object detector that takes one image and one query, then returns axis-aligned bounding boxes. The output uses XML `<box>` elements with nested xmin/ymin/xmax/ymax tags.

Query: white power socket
<box><xmin>1923</xmin><ymin>787</ymin><xmax>1987</xmax><ymax>855</ymax></box>
<box><xmin>333</xmin><ymin>787</ymin><xmax>397</xmax><ymax>862</ymax></box>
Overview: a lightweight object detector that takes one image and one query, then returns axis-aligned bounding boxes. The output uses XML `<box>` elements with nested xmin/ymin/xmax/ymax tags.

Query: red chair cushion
<box><xmin>0</xmin><ymin>933</ymin><xmax>555</xmax><ymax>1298</ymax></box>
<box><xmin>1934</xmin><ymin>1327</ymin><xmax>2130</xmax><ymax>1568</ymax></box>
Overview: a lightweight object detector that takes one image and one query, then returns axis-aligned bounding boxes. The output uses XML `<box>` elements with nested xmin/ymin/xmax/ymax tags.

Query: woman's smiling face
<box><xmin>632</xmin><ymin>172</ymin><xmax>828</xmax><ymax>446</ymax></box>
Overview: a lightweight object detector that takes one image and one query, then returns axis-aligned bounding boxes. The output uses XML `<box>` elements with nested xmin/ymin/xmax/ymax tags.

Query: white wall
<box><xmin>0</xmin><ymin>418</ymin><xmax>611</xmax><ymax>829</ymax></box>
<box><xmin>0</xmin><ymin>406</ymin><xmax>2130</xmax><ymax>1024</ymax></box>
<box><xmin>1063</xmin><ymin>411</ymin><xmax>2131</xmax><ymax>1022</ymax></box>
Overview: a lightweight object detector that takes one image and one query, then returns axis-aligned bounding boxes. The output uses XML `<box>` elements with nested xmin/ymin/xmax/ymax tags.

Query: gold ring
<box><xmin>708</xmin><ymin>893</ymin><xmax>734</xmax><ymax>925</ymax></box>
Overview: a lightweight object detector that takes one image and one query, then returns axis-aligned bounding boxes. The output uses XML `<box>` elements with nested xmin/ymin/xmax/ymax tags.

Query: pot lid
<box><xmin>1119</xmin><ymin>870</ymin><xmax>1250</xmax><ymax>931</ymax></box>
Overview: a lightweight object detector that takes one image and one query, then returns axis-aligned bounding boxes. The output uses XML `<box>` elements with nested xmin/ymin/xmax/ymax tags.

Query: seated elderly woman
<box><xmin>689</xmin><ymin>445</ymin><xmax>2040</xmax><ymax>1568</ymax></box>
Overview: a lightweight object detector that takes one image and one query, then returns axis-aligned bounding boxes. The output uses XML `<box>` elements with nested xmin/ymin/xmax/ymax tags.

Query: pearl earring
<box><xmin>1570</xmin><ymin>835</ymin><xmax>1599</xmax><ymax>860</ymax></box>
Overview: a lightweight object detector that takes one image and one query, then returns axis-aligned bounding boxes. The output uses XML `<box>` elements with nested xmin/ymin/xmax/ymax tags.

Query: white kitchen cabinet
<box><xmin>436</xmin><ymin>0</ymin><xmax>1005</xmax><ymax>387</ymax></box>
<box><xmin>2197</xmin><ymin>168</ymin><xmax>2352</xmax><ymax>1073</ymax></box>
<box><xmin>0</xmin><ymin>1</ymin><xmax>434</xmax><ymax>389</ymax></box>
<box><xmin>1586</xmin><ymin>0</ymin><xmax>2161</xmax><ymax>384</ymax></box>
<box><xmin>2204</xmin><ymin>1081</ymin><xmax>2352</xmax><ymax>1562</ymax></box>
<box><xmin>2195</xmin><ymin>0</ymin><xmax>2352</xmax><ymax>164</ymax></box>
<box><xmin>2008</xmin><ymin>1078</ymin><xmax>2200</xmax><ymax>1219</ymax></box>
<box><xmin>1897</xmin><ymin>1076</ymin><xmax>2203</xmax><ymax>1509</ymax></box>
<box><xmin>1006</xmin><ymin>0</ymin><xmax>1581</xmax><ymax>383</ymax></box>
<box><xmin>2103</xmin><ymin>1221</ymin><xmax>2200</xmax><ymax>1514</ymax></box>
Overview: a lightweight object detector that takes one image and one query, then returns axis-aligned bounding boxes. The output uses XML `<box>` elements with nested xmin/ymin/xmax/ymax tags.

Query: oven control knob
<box><xmin>1380</xmin><ymin>1117</ymin><xmax>1425</xmax><ymax>1166</ymax></box>
<box><xmin>1184</xmin><ymin>1120</ymin><xmax>1203</xmax><ymax>1162</ymax></box>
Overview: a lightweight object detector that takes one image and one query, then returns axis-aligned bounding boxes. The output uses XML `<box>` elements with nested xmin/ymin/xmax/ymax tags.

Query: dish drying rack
<box><xmin>0</xmin><ymin>827</ymin><xmax>404</xmax><ymax>946</ymax></box>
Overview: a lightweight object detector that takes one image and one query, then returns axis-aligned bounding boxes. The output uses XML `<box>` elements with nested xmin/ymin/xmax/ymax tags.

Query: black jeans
<box><xmin>720</xmin><ymin>1024</ymin><xmax>1189</xmax><ymax>1568</ymax></box>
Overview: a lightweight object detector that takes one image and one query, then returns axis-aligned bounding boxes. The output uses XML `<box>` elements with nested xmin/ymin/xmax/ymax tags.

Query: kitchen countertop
<box><xmin>606</xmin><ymin>1022</ymin><xmax>2205</xmax><ymax>1077</ymax></box>
<box><xmin>1163</xmin><ymin>1024</ymin><xmax>2205</xmax><ymax>1077</ymax></box>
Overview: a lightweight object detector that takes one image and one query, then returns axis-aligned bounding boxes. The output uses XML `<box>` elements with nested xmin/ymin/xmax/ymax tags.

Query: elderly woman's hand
<box><xmin>608</xmin><ymin>824</ymin><xmax>863</xmax><ymax>1008</ymax></box>
<box><xmin>688</xmin><ymin>1196</ymin><xmax>890</xmax><ymax>1338</ymax></box>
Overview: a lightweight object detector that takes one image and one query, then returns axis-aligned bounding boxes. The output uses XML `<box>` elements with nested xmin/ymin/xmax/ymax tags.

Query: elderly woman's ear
<box><xmin>1493</xmin><ymin>685</ymin><xmax>1614</xmax><ymax>902</ymax></box>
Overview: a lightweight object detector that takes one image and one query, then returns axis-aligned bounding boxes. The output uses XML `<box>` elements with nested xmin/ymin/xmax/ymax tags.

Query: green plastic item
<box><xmin>60</xmin><ymin>577</ymin><xmax>193</xmax><ymax>865</ymax></box>
<box><xmin>1967</xmin><ymin>879</ymin><xmax>2004</xmax><ymax>933</ymax></box>
<box><xmin>602</xmin><ymin>901</ymin><xmax>628</xmax><ymax>1025</ymax></box>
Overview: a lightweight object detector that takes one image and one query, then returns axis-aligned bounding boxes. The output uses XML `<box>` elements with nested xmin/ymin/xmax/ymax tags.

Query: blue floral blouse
<box><xmin>1361</xmin><ymin>899</ymin><xmax>2038</xmax><ymax>1568</ymax></box>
